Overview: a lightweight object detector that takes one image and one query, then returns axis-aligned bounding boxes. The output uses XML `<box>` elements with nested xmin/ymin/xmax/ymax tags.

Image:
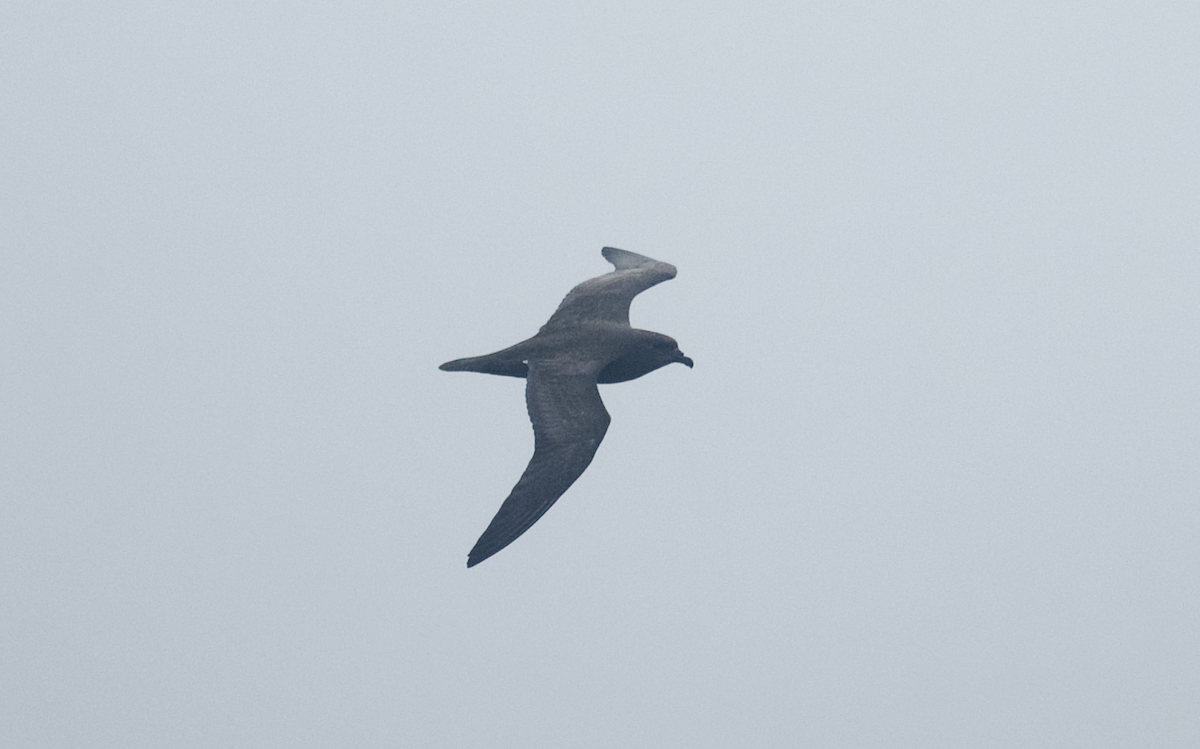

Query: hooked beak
<box><xmin>676</xmin><ymin>352</ymin><xmax>694</xmax><ymax>368</ymax></box>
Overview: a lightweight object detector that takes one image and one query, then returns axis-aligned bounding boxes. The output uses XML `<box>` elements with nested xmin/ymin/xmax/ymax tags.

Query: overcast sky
<box><xmin>3</xmin><ymin>2</ymin><xmax>1198</xmax><ymax>747</ymax></box>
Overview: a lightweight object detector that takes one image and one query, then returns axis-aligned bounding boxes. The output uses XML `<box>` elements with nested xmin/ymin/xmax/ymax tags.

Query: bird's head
<box><xmin>596</xmin><ymin>332</ymin><xmax>693</xmax><ymax>384</ymax></box>
<box><xmin>648</xmin><ymin>334</ymin><xmax>693</xmax><ymax>369</ymax></box>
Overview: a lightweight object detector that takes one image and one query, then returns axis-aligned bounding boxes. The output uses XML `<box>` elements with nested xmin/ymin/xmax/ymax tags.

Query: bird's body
<box><xmin>440</xmin><ymin>247</ymin><xmax>692</xmax><ymax>567</ymax></box>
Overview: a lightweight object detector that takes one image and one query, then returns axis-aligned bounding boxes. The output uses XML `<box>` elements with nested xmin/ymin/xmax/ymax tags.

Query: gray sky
<box><xmin>3</xmin><ymin>2</ymin><xmax>1198</xmax><ymax>747</ymax></box>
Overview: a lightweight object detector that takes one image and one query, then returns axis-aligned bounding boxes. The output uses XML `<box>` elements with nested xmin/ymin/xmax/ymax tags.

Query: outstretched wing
<box><xmin>466</xmin><ymin>359</ymin><xmax>611</xmax><ymax>567</ymax></box>
<box><xmin>539</xmin><ymin>247</ymin><xmax>677</xmax><ymax>332</ymax></box>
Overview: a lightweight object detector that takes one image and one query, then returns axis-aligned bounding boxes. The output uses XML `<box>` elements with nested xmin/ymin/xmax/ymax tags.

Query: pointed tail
<box><xmin>439</xmin><ymin>351</ymin><xmax>529</xmax><ymax>379</ymax></box>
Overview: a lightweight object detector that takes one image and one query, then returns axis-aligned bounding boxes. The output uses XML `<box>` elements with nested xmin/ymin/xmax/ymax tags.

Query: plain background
<box><xmin>3</xmin><ymin>2</ymin><xmax>1198</xmax><ymax>747</ymax></box>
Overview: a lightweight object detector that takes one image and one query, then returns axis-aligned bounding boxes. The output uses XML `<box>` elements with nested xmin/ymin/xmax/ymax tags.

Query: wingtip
<box><xmin>467</xmin><ymin>535</ymin><xmax>499</xmax><ymax>567</ymax></box>
<box><xmin>466</xmin><ymin>547</ymin><xmax>492</xmax><ymax>568</ymax></box>
<box><xmin>602</xmin><ymin>246</ymin><xmax>660</xmax><ymax>271</ymax></box>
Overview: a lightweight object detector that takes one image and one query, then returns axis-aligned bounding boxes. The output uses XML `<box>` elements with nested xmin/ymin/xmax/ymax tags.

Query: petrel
<box><xmin>440</xmin><ymin>247</ymin><xmax>692</xmax><ymax>567</ymax></box>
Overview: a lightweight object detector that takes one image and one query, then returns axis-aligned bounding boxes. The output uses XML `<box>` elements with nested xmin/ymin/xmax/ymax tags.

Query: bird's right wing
<box><xmin>466</xmin><ymin>359</ymin><xmax>611</xmax><ymax>567</ymax></box>
<box><xmin>539</xmin><ymin>247</ymin><xmax>677</xmax><ymax>332</ymax></box>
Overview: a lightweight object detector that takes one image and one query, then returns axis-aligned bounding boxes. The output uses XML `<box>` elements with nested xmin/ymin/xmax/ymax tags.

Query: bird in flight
<box><xmin>440</xmin><ymin>247</ymin><xmax>692</xmax><ymax>567</ymax></box>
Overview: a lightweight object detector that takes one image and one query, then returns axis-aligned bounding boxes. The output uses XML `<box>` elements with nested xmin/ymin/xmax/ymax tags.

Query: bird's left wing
<box><xmin>467</xmin><ymin>358</ymin><xmax>610</xmax><ymax>567</ymax></box>
<box><xmin>539</xmin><ymin>247</ymin><xmax>678</xmax><ymax>332</ymax></box>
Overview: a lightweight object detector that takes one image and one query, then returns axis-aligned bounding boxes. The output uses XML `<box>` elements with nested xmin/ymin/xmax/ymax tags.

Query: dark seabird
<box><xmin>440</xmin><ymin>247</ymin><xmax>692</xmax><ymax>567</ymax></box>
